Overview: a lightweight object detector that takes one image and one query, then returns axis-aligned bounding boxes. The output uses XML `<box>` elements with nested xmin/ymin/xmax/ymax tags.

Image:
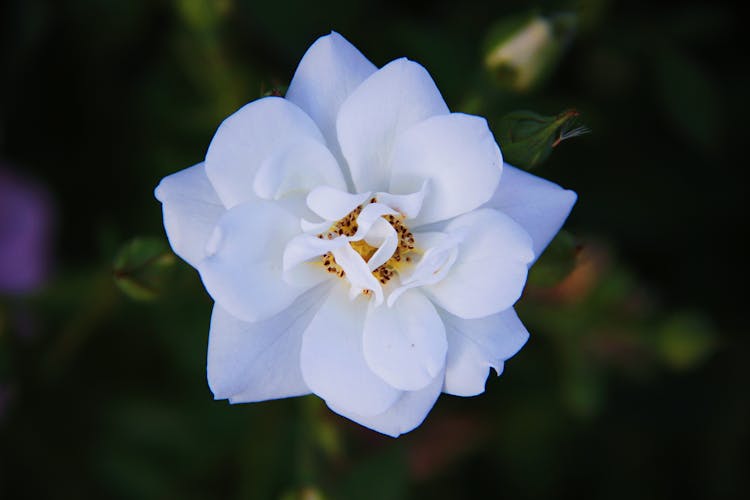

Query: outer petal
<box><xmin>300</xmin><ymin>284</ymin><xmax>402</xmax><ymax>416</ymax></box>
<box><xmin>424</xmin><ymin>209</ymin><xmax>534</xmax><ymax>319</ymax></box>
<box><xmin>286</xmin><ymin>31</ymin><xmax>377</xmax><ymax>172</ymax></box>
<box><xmin>440</xmin><ymin>307</ymin><xmax>529</xmax><ymax>397</ymax></box>
<box><xmin>389</xmin><ymin>113</ymin><xmax>502</xmax><ymax>227</ymax></box>
<box><xmin>198</xmin><ymin>201</ymin><xmax>306</xmax><ymax>322</ymax></box>
<box><xmin>205</xmin><ymin>97</ymin><xmax>325</xmax><ymax>208</ymax></box>
<box><xmin>327</xmin><ymin>368</ymin><xmax>444</xmax><ymax>437</ymax></box>
<box><xmin>207</xmin><ymin>283</ymin><xmax>332</xmax><ymax>402</ymax></box>
<box><xmin>484</xmin><ymin>164</ymin><xmax>577</xmax><ymax>258</ymax></box>
<box><xmin>337</xmin><ymin>58</ymin><xmax>449</xmax><ymax>193</ymax></box>
<box><xmin>363</xmin><ymin>289</ymin><xmax>447</xmax><ymax>391</ymax></box>
<box><xmin>154</xmin><ymin>162</ymin><xmax>224</xmax><ymax>267</ymax></box>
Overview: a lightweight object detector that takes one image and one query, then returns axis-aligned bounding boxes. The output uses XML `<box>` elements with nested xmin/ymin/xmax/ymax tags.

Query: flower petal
<box><xmin>349</xmin><ymin>202</ymin><xmax>397</xmax><ymax>241</ymax></box>
<box><xmin>205</xmin><ymin>97</ymin><xmax>325</xmax><ymax>208</ymax></box>
<box><xmin>364</xmin><ymin>219</ymin><xmax>398</xmax><ymax>271</ymax></box>
<box><xmin>286</xmin><ymin>32</ymin><xmax>377</xmax><ymax>171</ymax></box>
<box><xmin>300</xmin><ymin>284</ymin><xmax>402</xmax><ymax>416</ymax></box>
<box><xmin>363</xmin><ymin>289</ymin><xmax>447</xmax><ymax>391</ymax></box>
<box><xmin>207</xmin><ymin>283</ymin><xmax>332</xmax><ymax>402</ymax></box>
<box><xmin>484</xmin><ymin>164</ymin><xmax>577</xmax><ymax>258</ymax></box>
<box><xmin>337</xmin><ymin>58</ymin><xmax>449</xmax><ymax>192</ymax></box>
<box><xmin>389</xmin><ymin>113</ymin><xmax>502</xmax><ymax>227</ymax></box>
<box><xmin>282</xmin><ymin>233</ymin><xmax>346</xmax><ymax>287</ymax></box>
<box><xmin>440</xmin><ymin>307</ymin><xmax>529</xmax><ymax>397</ymax></box>
<box><xmin>306</xmin><ymin>186</ymin><xmax>371</xmax><ymax>221</ymax></box>
<box><xmin>154</xmin><ymin>162</ymin><xmax>224</xmax><ymax>267</ymax></box>
<box><xmin>253</xmin><ymin>138</ymin><xmax>347</xmax><ymax>200</ymax></box>
<box><xmin>424</xmin><ymin>209</ymin><xmax>534</xmax><ymax>319</ymax></box>
<box><xmin>387</xmin><ymin>231</ymin><xmax>459</xmax><ymax>307</ymax></box>
<box><xmin>375</xmin><ymin>182</ymin><xmax>427</xmax><ymax>219</ymax></box>
<box><xmin>198</xmin><ymin>201</ymin><xmax>306</xmax><ymax>322</ymax></box>
<box><xmin>331</xmin><ymin>244</ymin><xmax>383</xmax><ymax>305</ymax></box>
<box><xmin>327</xmin><ymin>367</ymin><xmax>444</xmax><ymax>437</ymax></box>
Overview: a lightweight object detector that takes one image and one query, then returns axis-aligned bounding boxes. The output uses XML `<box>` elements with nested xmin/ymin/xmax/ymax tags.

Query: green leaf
<box><xmin>496</xmin><ymin>109</ymin><xmax>588</xmax><ymax>169</ymax></box>
<box><xmin>112</xmin><ymin>237</ymin><xmax>176</xmax><ymax>301</ymax></box>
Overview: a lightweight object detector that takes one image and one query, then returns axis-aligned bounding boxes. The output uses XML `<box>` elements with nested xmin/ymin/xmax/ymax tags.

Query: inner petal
<box><xmin>304</xmin><ymin>194</ymin><xmax>422</xmax><ymax>302</ymax></box>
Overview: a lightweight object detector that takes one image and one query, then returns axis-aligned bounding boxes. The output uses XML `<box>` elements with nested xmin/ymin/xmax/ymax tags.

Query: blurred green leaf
<box><xmin>333</xmin><ymin>446</ymin><xmax>408</xmax><ymax>500</ymax></box>
<box><xmin>496</xmin><ymin>109</ymin><xmax>588</xmax><ymax>169</ymax></box>
<box><xmin>174</xmin><ymin>0</ymin><xmax>231</xmax><ymax>32</ymax></box>
<box><xmin>561</xmin><ymin>358</ymin><xmax>604</xmax><ymax>419</ymax></box>
<box><xmin>112</xmin><ymin>237</ymin><xmax>176</xmax><ymax>301</ymax></box>
<box><xmin>280</xmin><ymin>486</ymin><xmax>327</xmax><ymax>500</ymax></box>
<box><xmin>528</xmin><ymin>231</ymin><xmax>579</xmax><ymax>287</ymax></box>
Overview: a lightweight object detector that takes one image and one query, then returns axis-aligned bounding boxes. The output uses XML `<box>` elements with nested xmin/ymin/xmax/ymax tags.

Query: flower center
<box><xmin>316</xmin><ymin>197</ymin><xmax>417</xmax><ymax>286</ymax></box>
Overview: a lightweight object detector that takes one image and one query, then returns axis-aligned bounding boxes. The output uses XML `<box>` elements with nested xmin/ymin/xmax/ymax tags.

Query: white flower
<box><xmin>155</xmin><ymin>32</ymin><xmax>576</xmax><ymax>437</ymax></box>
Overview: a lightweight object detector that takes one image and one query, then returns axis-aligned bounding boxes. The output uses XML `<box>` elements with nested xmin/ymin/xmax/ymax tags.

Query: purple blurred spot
<box><xmin>0</xmin><ymin>165</ymin><xmax>54</xmax><ymax>294</ymax></box>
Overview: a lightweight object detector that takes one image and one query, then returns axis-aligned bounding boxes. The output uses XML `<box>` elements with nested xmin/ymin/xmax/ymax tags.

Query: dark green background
<box><xmin>1</xmin><ymin>0</ymin><xmax>747</xmax><ymax>498</ymax></box>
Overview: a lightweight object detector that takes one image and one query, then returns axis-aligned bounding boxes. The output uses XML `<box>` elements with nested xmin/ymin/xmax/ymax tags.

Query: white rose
<box><xmin>155</xmin><ymin>32</ymin><xmax>576</xmax><ymax>437</ymax></box>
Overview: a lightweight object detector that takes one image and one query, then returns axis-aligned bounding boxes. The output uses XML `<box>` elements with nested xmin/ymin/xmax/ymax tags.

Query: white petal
<box><xmin>198</xmin><ymin>201</ymin><xmax>306</xmax><ymax>322</ymax></box>
<box><xmin>306</xmin><ymin>186</ymin><xmax>371</xmax><ymax>221</ymax></box>
<box><xmin>253</xmin><ymin>138</ymin><xmax>347</xmax><ymax>200</ymax></box>
<box><xmin>424</xmin><ymin>209</ymin><xmax>534</xmax><ymax>319</ymax></box>
<box><xmin>363</xmin><ymin>289</ymin><xmax>447</xmax><ymax>391</ymax></box>
<box><xmin>374</xmin><ymin>182</ymin><xmax>427</xmax><ymax>219</ymax></box>
<box><xmin>205</xmin><ymin>97</ymin><xmax>325</xmax><ymax>208</ymax></box>
<box><xmin>349</xmin><ymin>202</ymin><xmax>397</xmax><ymax>241</ymax></box>
<box><xmin>389</xmin><ymin>113</ymin><xmax>502</xmax><ymax>227</ymax></box>
<box><xmin>154</xmin><ymin>162</ymin><xmax>224</xmax><ymax>267</ymax></box>
<box><xmin>286</xmin><ymin>32</ymin><xmax>377</xmax><ymax>171</ymax></box>
<box><xmin>207</xmin><ymin>283</ymin><xmax>332</xmax><ymax>402</ymax></box>
<box><xmin>365</xmin><ymin>219</ymin><xmax>398</xmax><ymax>271</ymax></box>
<box><xmin>331</xmin><ymin>244</ymin><xmax>383</xmax><ymax>305</ymax></box>
<box><xmin>300</xmin><ymin>218</ymin><xmax>330</xmax><ymax>233</ymax></box>
<box><xmin>337</xmin><ymin>58</ymin><xmax>449</xmax><ymax>192</ymax></box>
<box><xmin>484</xmin><ymin>164</ymin><xmax>577</xmax><ymax>258</ymax></box>
<box><xmin>300</xmin><ymin>284</ymin><xmax>402</xmax><ymax>416</ymax></box>
<box><xmin>327</xmin><ymin>368</ymin><xmax>444</xmax><ymax>437</ymax></box>
<box><xmin>440</xmin><ymin>307</ymin><xmax>529</xmax><ymax>397</ymax></box>
<box><xmin>387</xmin><ymin>231</ymin><xmax>459</xmax><ymax>307</ymax></box>
<box><xmin>282</xmin><ymin>233</ymin><xmax>346</xmax><ymax>287</ymax></box>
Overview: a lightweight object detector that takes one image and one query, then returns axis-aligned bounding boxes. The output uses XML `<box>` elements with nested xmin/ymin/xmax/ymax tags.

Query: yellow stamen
<box><xmin>316</xmin><ymin>198</ymin><xmax>420</xmax><ymax>288</ymax></box>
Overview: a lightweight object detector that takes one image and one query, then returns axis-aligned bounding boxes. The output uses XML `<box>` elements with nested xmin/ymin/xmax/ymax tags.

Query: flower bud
<box><xmin>496</xmin><ymin>109</ymin><xmax>588</xmax><ymax>170</ymax></box>
<box><xmin>484</xmin><ymin>12</ymin><xmax>576</xmax><ymax>92</ymax></box>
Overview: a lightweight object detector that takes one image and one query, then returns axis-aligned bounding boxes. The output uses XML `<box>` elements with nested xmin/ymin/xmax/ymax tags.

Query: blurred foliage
<box><xmin>112</xmin><ymin>237</ymin><xmax>176</xmax><ymax>301</ymax></box>
<box><xmin>527</xmin><ymin>230</ymin><xmax>579</xmax><ymax>287</ymax></box>
<box><xmin>1</xmin><ymin>0</ymin><xmax>748</xmax><ymax>499</ymax></box>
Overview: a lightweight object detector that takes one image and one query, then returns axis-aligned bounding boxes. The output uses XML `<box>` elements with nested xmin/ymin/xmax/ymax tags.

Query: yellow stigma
<box><xmin>317</xmin><ymin>197</ymin><xmax>418</xmax><ymax>284</ymax></box>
